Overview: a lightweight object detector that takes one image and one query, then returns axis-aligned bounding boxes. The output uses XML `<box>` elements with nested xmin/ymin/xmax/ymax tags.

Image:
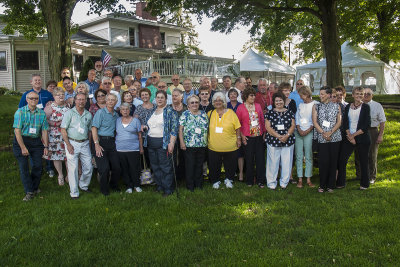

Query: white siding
<box><xmin>80</xmin><ymin>21</ymin><xmax>110</xmax><ymax>42</ymax></box>
<box><xmin>0</xmin><ymin>42</ymin><xmax>13</xmax><ymax>89</ymax></box>
<box><xmin>162</xmin><ymin>29</ymin><xmax>181</xmax><ymax>53</ymax></box>
<box><xmin>15</xmin><ymin>42</ymin><xmax>48</xmax><ymax>92</ymax></box>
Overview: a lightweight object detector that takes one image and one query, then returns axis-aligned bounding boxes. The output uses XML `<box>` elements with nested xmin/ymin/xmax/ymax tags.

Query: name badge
<box><xmin>78</xmin><ymin>126</ymin><xmax>85</xmax><ymax>134</ymax></box>
<box><xmin>215</xmin><ymin>127</ymin><xmax>223</xmax><ymax>133</ymax></box>
<box><xmin>300</xmin><ymin>118</ymin><xmax>308</xmax><ymax>124</ymax></box>
<box><xmin>322</xmin><ymin>120</ymin><xmax>331</xmax><ymax>128</ymax></box>
<box><xmin>29</xmin><ymin>128</ymin><xmax>37</xmax><ymax>134</ymax></box>
<box><xmin>277</xmin><ymin>124</ymin><xmax>285</xmax><ymax>130</ymax></box>
<box><xmin>36</xmin><ymin>103</ymin><xmax>43</xmax><ymax>109</ymax></box>
<box><xmin>195</xmin><ymin>128</ymin><xmax>201</xmax><ymax>134</ymax></box>
<box><xmin>251</xmin><ymin>120</ymin><xmax>258</xmax><ymax>127</ymax></box>
<box><xmin>89</xmin><ymin>94</ymin><xmax>94</xmax><ymax>99</ymax></box>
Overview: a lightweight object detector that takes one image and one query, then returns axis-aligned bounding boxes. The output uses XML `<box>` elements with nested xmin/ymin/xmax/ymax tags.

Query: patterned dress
<box><xmin>43</xmin><ymin>102</ymin><xmax>70</xmax><ymax>160</ymax></box>
<box><xmin>315</xmin><ymin>102</ymin><xmax>342</xmax><ymax>143</ymax></box>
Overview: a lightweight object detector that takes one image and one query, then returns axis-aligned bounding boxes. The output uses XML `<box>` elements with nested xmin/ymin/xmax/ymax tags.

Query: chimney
<box><xmin>136</xmin><ymin>2</ymin><xmax>157</xmax><ymax>21</ymax></box>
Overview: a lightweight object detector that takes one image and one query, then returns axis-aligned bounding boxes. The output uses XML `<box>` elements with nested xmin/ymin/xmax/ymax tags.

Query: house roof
<box><xmin>70</xmin><ymin>29</ymin><xmax>109</xmax><ymax>45</ymax></box>
<box><xmin>77</xmin><ymin>13</ymin><xmax>185</xmax><ymax>31</ymax></box>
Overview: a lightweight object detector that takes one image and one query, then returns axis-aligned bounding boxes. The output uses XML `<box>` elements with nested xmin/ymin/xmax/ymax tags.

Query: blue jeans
<box><xmin>147</xmin><ymin>137</ymin><xmax>174</xmax><ymax>194</ymax></box>
<box><xmin>13</xmin><ymin>136</ymin><xmax>44</xmax><ymax>193</ymax></box>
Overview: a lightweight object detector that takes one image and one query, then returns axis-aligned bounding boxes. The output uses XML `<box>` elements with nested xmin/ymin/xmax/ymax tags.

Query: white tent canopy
<box><xmin>296</xmin><ymin>42</ymin><xmax>400</xmax><ymax>94</ymax></box>
<box><xmin>240</xmin><ymin>48</ymin><xmax>295</xmax><ymax>84</ymax></box>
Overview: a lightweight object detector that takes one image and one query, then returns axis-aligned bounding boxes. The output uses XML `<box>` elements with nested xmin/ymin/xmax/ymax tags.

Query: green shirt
<box><xmin>13</xmin><ymin>105</ymin><xmax>48</xmax><ymax>138</ymax></box>
<box><xmin>147</xmin><ymin>84</ymin><xmax>158</xmax><ymax>103</ymax></box>
<box><xmin>61</xmin><ymin>107</ymin><xmax>93</xmax><ymax>140</ymax></box>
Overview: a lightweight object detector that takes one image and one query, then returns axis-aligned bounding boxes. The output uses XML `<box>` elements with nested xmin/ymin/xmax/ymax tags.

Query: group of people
<box><xmin>13</xmin><ymin>66</ymin><xmax>386</xmax><ymax>201</ymax></box>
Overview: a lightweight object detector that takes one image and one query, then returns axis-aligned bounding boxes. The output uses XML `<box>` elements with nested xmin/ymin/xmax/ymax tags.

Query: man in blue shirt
<box><xmin>85</xmin><ymin>69</ymin><xmax>99</xmax><ymax>103</ymax></box>
<box><xmin>289</xmin><ymin>79</ymin><xmax>305</xmax><ymax>108</ymax></box>
<box><xmin>182</xmin><ymin>78</ymin><xmax>197</xmax><ymax>105</ymax></box>
<box><xmin>92</xmin><ymin>93</ymin><xmax>121</xmax><ymax>195</ymax></box>
<box><xmin>134</xmin><ymin>68</ymin><xmax>147</xmax><ymax>88</ymax></box>
<box><xmin>19</xmin><ymin>74</ymin><xmax>54</xmax><ymax>109</ymax></box>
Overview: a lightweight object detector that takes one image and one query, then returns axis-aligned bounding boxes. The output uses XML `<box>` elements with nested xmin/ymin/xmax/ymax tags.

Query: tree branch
<box><xmin>248</xmin><ymin>1</ymin><xmax>322</xmax><ymax>20</ymax></box>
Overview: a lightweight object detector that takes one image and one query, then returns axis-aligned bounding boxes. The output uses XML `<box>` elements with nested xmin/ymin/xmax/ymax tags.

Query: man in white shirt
<box><xmin>355</xmin><ymin>88</ymin><xmax>386</xmax><ymax>184</ymax></box>
<box><xmin>226</xmin><ymin>77</ymin><xmax>245</xmax><ymax>103</ymax></box>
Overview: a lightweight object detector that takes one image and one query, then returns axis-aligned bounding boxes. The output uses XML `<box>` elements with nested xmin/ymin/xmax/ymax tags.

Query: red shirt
<box><xmin>255</xmin><ymin>91</ymin><xmax>273</xmax><ymax>111</ymax></box>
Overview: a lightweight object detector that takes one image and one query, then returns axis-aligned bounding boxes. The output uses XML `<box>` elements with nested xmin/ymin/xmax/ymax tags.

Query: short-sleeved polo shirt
<box><xmin>61</xmin><ymin>107</ymin><xmax>93</xmax><ymax>140</ymax></box>
<box><xmin>13</xmin><ymin>105</ymin><xmax>48</xmax><ymax>138</ymax></box>
<box><xmin>92</xmin><ymin>107</ymin><xmax>118</xmax><ymax>137</ymax></box>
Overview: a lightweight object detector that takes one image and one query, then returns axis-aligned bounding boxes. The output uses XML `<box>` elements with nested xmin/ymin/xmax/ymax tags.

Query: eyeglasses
<box><xmin>172</xmin><ymin>79</ymin><xmax>179</xmax><ymax>81</ymax></box>
<box><xmin>158</xmin><ymin>86</ymin><xmax>167</xmax><ymax>88</ymax></box>
<box><xmin>95</xmin><ymin>65</ymin><xmax>102</xmax><ymax>67</ymax></box>
<box><xmin>103</xmin><ymin>82</ymin><xmax>112</xmax><ymax>85</ymax></box>
<box><xmin>151</xmin><ymin>76</ymin><xmax>158</xmax><ymax>79</ymax></box>
<box><xmin>249</xmin><ymin>94</ymin><xmax>255</xmax><ymax>97</ymax></box>
<box><xmin>97</xmin><ymin>94</ymin><xmax>106</xmax><ymax>97</ymax></box>
<box><xmin>190</xmin><ymin>101</ymin><xmax>199</xmax><ymax>104</ymax></box>
<box><xmin>28</xmin><ymin>97</ymin><xmax>39</xmax><ymax>100</ymax></box>
<box><xmin>200</xmin><ymin>93</ymin><xmax>209</xmax><ymax>95</ymax></box>
<box><xmin>365</xmin><ymin>93</ymin><xmax>372</xmax><ymax>96</ymax></box>
<box><xmin>296</xmin><ymin>83</ymin><xmax>303</xmax><ymax>86</ymax></box>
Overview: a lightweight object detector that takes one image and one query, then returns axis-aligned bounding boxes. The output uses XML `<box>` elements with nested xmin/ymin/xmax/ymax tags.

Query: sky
<box><xmin>71</xmin><ymin>1</ymin><xmax>251</xmax><ymax>61</ymax></box>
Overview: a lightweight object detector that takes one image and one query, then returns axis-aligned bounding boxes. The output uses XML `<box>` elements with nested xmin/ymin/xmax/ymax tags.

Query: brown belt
<box><xmin>69</xmin><ymin>138</ymin><xmax>88</xmax><ymax>143</ymax></box>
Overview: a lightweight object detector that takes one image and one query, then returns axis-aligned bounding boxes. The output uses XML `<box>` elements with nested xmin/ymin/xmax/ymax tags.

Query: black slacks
<box><xmin>243</xmin><ymin>136</ymin><xmax>266</xmax><ymax>185</ymax></box>
<box><xmin>337</xmin><ymin>139</ymin><xmax>370</xmax><ymax>188</ymax></box>
<box><xmin>184</xmin><ymin>147</ymin><xmax>206</xmax><ymax>190</ymax></box>
<box><xmin>94</xmin><ymin>137</ymin><xmax>121</xmax><ymax>195</ymax></box>
<box><xmin>318</xmin><ymin>142</ymin><xmax>340</xmax><ymax>190</ymax></box>
<box><xmin>118</xmin><ymin>151</ymin><xmax>140</xmax><ymax>189</ymax></box>
<box><xmin>208</xmin><ymin>149</ymin><xmax>238</xmax><ymax>184</ymax></box>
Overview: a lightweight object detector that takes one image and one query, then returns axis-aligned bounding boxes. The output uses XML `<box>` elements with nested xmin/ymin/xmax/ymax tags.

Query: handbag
<box><xmin>140</xmin><ymin>154</ymin><xmax>153</xmax><ymax>185</ymax></box>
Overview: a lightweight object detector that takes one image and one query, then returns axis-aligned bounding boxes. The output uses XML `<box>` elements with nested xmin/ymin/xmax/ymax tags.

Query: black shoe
<box><xmin>289</xmin><ymin>179</ymin><xmax>297</xmax><ymax>184</ymax></box>
<box><xmin>81</xmin><ymin>188</ymin><xmax>92</xmax><ymax>193</ymax></box>
<box><xmin>71</xmin><ymin>196</ymin><xmax>79</xmax><ymax>200</ymax></box>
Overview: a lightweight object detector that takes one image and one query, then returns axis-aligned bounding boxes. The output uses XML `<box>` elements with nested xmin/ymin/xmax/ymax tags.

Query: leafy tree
<box><xmin>339</xmin><ymin>0</ymin><xmax>400</xmax><ymax>64</ymax></box>
<box><xmin>160</xmin><ymin>6</ymin><xmax>203</xmax><ymax>56</ymax></box>
<box><xmin>78</xmin><ymin>58</ymin><xmax>94</xmax><ymax>82</ymax></box>
<box><xmin>0</xmin><ymin>0</ymin><xmax>128</xmax><ymax>81</ymax></box>
<box><xmin>147</xmin><ymin>0</ymin><xmax>343</xmax><ymax>87</ymax></box>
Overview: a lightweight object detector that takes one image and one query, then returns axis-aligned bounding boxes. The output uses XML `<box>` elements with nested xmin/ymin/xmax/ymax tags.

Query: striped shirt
<box><xmin>13</xmin><ymin>105</ymin><xmax>49</xmax><ymax>138</ymax></box>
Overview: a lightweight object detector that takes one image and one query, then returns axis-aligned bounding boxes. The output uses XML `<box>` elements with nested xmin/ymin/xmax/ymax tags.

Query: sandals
<box><xmin>307</xmin><ymin>181</ymin><xmax>315</xmax><ymax>188</ymax></box>
<box><xmin>58</xmin><ymin>176</ymin><xmax>64</xmax><ymax>186</ymax></box>
<box><xmin>297</xmin><ymin>180</ymin><xmax>303</xmax><ymax>188</ymax></box>
<box><xmin>318</xmin><ymin>187</ymin><xmax>324</xmax><ymax>193</ymax></box>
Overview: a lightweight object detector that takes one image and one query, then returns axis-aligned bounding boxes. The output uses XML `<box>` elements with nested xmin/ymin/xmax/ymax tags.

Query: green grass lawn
<box><xmin>1</xmin><ymin>95</ymin><xmax>400</xmax><ymax>265</ymax></box>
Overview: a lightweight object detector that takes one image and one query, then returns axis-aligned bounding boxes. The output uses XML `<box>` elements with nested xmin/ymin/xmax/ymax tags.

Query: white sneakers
<box><xmin>126</xmin><ymin>187</ymin><xmax>143</xmax><ymax>193</ymax></box>
<box><xmin>126</xmin><ymin>188</ymin><xmax>133</xmax><ymax>194</ymax></box>
<box><xmin>134</xmin><ymin>187</ymin><xmax>143</xmax><ymax>193</ymax></box>
<box><xmin>213</xmin><ymin>179</ymin><xmax>233</xmax><ymax>189</ymax></box>
<box><xmin>224</xmin><ymin>179</ymin><xmax>233</xmax><ymax>189</ymax></box>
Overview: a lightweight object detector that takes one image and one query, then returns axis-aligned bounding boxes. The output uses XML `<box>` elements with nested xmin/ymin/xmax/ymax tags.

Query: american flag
<box><xmin>101</xmin><ymin>50</ymin><xmax>112</xmax><ymax>67</ymax></box>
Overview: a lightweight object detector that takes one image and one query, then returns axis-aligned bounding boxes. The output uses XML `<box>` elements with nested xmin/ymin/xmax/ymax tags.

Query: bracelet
<box><xmin>237</xmin><ymin>136</ymin><xmax>241</xmax><ymax>139</ymax></box>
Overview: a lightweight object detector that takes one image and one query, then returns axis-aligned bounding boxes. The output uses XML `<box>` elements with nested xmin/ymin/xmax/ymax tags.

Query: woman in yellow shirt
<box><xmin>207</xmin><ymin>92</ymin><xmax>241</xmax><ymax>189</ymax></box>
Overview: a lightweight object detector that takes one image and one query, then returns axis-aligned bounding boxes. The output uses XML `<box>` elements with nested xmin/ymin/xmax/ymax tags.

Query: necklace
<box><xmin>352</xmin><ymin>102</ymin><xmax>362</xmax><ymax>110</ymax></box>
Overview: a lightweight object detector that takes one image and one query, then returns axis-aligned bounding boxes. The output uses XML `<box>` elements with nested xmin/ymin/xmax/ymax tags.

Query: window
<box><xmin>129</xmin><ymin>28</ymin><xmax>136</xmax><ymax>46</ymax></box>
<box><xmin>16</xmin><ymin>51</ymin><xmax>39</xmax><ymax>70</ymax></box>
<box><xmin>160</xmin><ymin>32</ymin><xmax>166</xmax><ymax>49</ymax></box>
<box><xmin>74</xmin><ymin>54</ymin><xmax>83</xmax><ymax>72</ymax></box>
<box><xmin>0</xmin><ymin>51</ymin><xmax>6</xmax><ymax>71</ymax></box>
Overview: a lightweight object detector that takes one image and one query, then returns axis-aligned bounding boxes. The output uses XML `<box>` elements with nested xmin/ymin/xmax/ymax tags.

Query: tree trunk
<box><xmin>39</xmin><ymin>0</ymin><xmax>77</xmax><ymax>81</ymax></box>
<box><xmin>318</xmin><ymin>0</ymin><xmax>343</xmax><ymax>87</ymax></box>
<box><xmin>376</xmin><ymin>11</ymin><xmax>390</xmax><ymax>64</ymax></box>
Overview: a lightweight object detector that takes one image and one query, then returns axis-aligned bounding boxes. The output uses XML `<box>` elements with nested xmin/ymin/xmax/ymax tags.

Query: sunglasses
<box><xmin>190</xmin><ymin>101</ymin><xmax>199</xmax><ymax>104</ymax></box>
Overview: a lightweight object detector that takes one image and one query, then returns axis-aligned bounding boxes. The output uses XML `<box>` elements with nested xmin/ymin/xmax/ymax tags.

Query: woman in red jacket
<box><xmin>236</xmin><ymin>87</ymin><xmax>266</xmax><ymax>187</ymax></box>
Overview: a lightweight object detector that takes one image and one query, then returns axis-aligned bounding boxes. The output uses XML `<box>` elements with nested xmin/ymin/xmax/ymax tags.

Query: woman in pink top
<box><xmin>236</xmin><ymin>87</ymin><xmax>266</xmax><ymax>187</ymax></box>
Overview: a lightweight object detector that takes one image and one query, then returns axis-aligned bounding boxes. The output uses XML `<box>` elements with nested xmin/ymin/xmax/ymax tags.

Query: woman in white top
<box><xmin>143</xmin><ymin>90</ymin><xmax>179</xmax><ymax>197</ymax></box>
<box><xmin>337</xmin><ymin>87</ymin><xmax>371</xmax><ymax>190</ymax></box>
<box><xmin>295</xmin><ymin>86</ymin><xmax>315</xmax><ymax>188</ymax></box>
